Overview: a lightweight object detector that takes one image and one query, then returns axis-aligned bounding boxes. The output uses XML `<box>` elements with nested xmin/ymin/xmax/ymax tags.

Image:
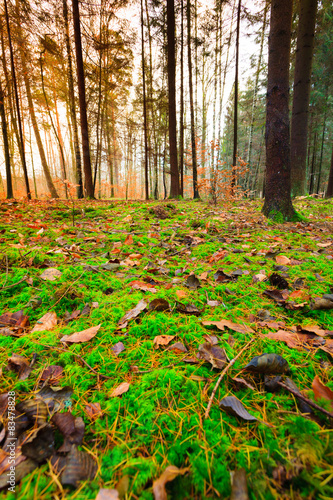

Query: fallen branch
<box><xmin>0</xmin><ymin>275</ymin><xmax>28</xmax><ymax>291</ymax></box>
<box><xmin>204</xmin><ymin>338</ymin><xmax>255</xmax><ymax>420</ymax></box>
<box><xmin>277</xmin><ymin>381</ymin><xmax>333</xmax><ymax>420</ymax></box>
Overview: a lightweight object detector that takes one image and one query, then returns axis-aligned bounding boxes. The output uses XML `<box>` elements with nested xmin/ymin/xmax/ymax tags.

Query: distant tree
<box><xmin>262</xmin><ymin>0</ymin><xmax>297</xmax><ymax>220</ymax></box>
<box><xmin>327</xmin><ymin>145</ymin><xmax>333</xmax><ymax>198</ymax></box>
<box><xmin>0</xmin><ymin>83</ymin><xmax>13</xmax><ymax>198</ymax></box>
<box><xmin>290</xmin><ymin>0</ymin><xmax>318</xmax><ymax>196</ymax></box>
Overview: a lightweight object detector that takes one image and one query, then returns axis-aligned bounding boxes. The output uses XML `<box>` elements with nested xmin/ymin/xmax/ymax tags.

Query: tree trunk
<box><xmin>72</xmin><ymin>0</ymin><xmax>94</xmax><ymax>198</ymax></box>
<box><xmin>0</xmin><ymin>85</ymin><xmax>13</xmax><ymax>198</ymax></box>
<box><xmin>262</xmin><ymin>0</ymin><xmax>296</xmax><ymax>220</ymax></box>
<box><xmin>187</xmin><ymin>0</ymin><xmax>199</xmax><ymax>199</ymax></box>
<box><xmin>4</xmin><ymin>0</ymin><xmax>31</xmax><ymax>199</ymax></box>
<box><xmin>63</xmin><ymin>0</ymin><xmax>83</xmax><ymax>198</ymax></box>
<box><xmin>141</xmin><ymin>0</ymin><xmax>149</xmax><ymax>200</ymax></box>
<box><xmin>326</xmin><ymin>144</ymin><xmax>333</xmax><ymax>198</ymax></box>
<box><xmin>231</xmin><ymin>0</ymin><xmax>241</xmax><ymax>195</ymax></box>
<box><xmin>290</xmin><ymin>0</ymin><xmax>318</xmax><ymax>196</ymax></box>
<box><xmin>309</xmin><ymin>130</ymin><xmax>317</xmax><ymax>194</ymax></box>
<box><xmin>167</xmin><ymin>0</ymin><xmax>180</xmax><ymax>198</ymax></box>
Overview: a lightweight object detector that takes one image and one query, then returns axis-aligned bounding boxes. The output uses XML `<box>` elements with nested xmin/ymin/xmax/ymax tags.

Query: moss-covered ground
<box><xmin>0</xmin><ymin>197</ymin><xmax>333</xmax><ymax>499</ymax></box>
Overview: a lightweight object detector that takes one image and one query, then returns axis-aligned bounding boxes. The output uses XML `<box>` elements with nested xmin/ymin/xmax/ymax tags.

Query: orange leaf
<box><xmin>60</xmin><ymin>324</ymin><xmax>101</xmax><ymax>343</ymax></box>
<box><xmin>124</xmin><ymin>234</ymin><xmax>133</xmax><ymax>245</ymax></box>
<box><xmin>275</xmin><ymin>255</ymin><xmax>291</xmax><ymax>265</ymax></box>
<box><xmin>312</xmin><ymin>376</ymin><xmax>333</xmax><ymax>410</ymax></box>
<box><xmin>153</xmin><ymin>335</ymin><xmax>175</xmax><ymax>348</ymax></box>
<box><xmin>111</xmin><ymin>382</ymin><xmax>130</xmax><ymax>397</ymax></box>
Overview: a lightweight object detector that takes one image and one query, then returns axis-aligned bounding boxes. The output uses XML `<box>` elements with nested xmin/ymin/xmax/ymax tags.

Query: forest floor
<box><xmin>0</xmin><ymin>196</ymin><xmax>333</xmax><ymax>500</ymax></box>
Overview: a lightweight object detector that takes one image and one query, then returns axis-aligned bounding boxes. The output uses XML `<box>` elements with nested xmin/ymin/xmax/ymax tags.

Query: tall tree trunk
<box><xmin>72</xmin><ymin>0</ymin><xmax>94</xmax><ymax>198</ymax></box>
<box><xmin>231</xmin><ymin>0</ymin><xmax>241</xmax><ymax>195</ymax></box>
<box><xmin>179</xmin><ymin>0</ymin><xmax>184</xmax><ymax>196</ymax></box>
<box><xmin>141</xmin><ymin>0</ymin><xmax>149</xmax><ymax>200</ymax></box>
<box><xmin>187</xmin><ymin>0</ymin><xmax>199</xmax><ymax>199</ymax></box>
<box><xmin>4</xmin><ymin>0</ymin><xmax>31</xmax><ymax>198</ymax></box>
<box><xmin>316</xmin><ymin>109</ymin><xmax>327</xmax><ymax>194</ymax></box>
<box><xmin>246</xmin><ymin>0</ymin><xmax>268</xmax><ymax>189</ymax></box>
<box><xmin>290</xmin><ymin>0</ymin><xmax>318</xmax><ymax>196</ymax></box>
<box><xmin>167</xmin><ymin>0</ymin><xmax>180</xmax><ymax>197</ymax></box>
<box><xmin>63</xmin><ymin>0</ymin><xmax>83</xmax><ymax>198</ymax></box>
<box><xmin>0</xmin><ymin>85</ymin><xmax>13</xmax><ymax>198</ymax></box>
<box><xmin>309</xmin><ymin>130</ymin><xmax>317</xmax><ymax>194</ymax></box>
<box><xmin>262</xmin><ymin>0</ymin><xmax>296</xmax><ymax>220</ymax></box>
<box><xmin>326</xmin><ymin>143</ymin><xmax>333</xmax><ymax>198</ymax></box>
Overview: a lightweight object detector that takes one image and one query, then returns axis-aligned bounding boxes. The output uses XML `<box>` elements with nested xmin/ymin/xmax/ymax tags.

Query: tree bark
<box><xmin>187</xmin><ymin>0</ymin><xmax>199</xmax><ymax>199</ymax></box>
<box><xmin>0</xmin><ymin>85</ymin><xmax>13</xmax><ymax>198</ymax></box>
<box><xmin>141</xmin><ymin>0</ymin><xmax>149</xmax><ymax>200</ymax></box>
<box><xmin>63</xmin><ymin>0</ymin><xmax>83</xmax><ymax>198</ymax></box>
<box><xmin>167</xmin><ymin>0</ymin><xmax>180</xmax><ymax>198</ymax></box>
<box><xmin>231</xmin><ymin>0</ymin><xmax>241</xmax><ymax>195</ymax></box>
<box><xmin>72</xmin><ymin>0</ymin><xmax>94</xmax><ymax>198</ymax></box>
<box><xmin>290</xmin><ymin>0</ymin><xmax>318</xmax><ymax>196</ymax></box>
<box><xmin>326</xmin><ymin>144</ymin><xmax>333</xmax><ymax>198</ymax></box>
<box><xmin>179</xmin><ymin>0</ymin><xmax>184</xmax><ymax>196</ymax></box>
<box><xmin>4</xmin><ymin>0</ymin><xmax>31</xmax><ymax>199</ymax></box>
<box><xmin>262</xmin><ymin>0</ymin><xmax>296</xmax><ymax>220</ymax></box>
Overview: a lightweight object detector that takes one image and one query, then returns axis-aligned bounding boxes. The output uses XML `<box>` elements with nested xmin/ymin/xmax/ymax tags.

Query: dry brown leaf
<box><xmin>275</xmin><ymin>255</ymin><xmax>291</xmax><ymax>265</ymax></box>
<box><xmin>60</xmin><ymin>324</ymin><xmax>101</xmax><ymax>343</ymax></box>
<box><xmin>202</xmin><ymin>319</ymin><xmax>254</xmax><ymax>335</ymax></box>
<box><xmin>297</xmin><ymin>324</ymin><xmax>327</xmax><ymax>337</ymax></box>
<box><xmin>312</xmin><ymin>376</ymin><xmax>333</xmax><ymax>410</ymax></box>
<box><xmin>40</xmin><ymin>268</ymin><xmax>62</xmax><ymax>281</ymax></box>
<box><xmin>31</xmin><ymin>312</ymin><xmax>57</xmax><ymax>333</ymax></box>
<box><xmin>154</xmin><ymin>335</ymin><xmax>175</xmax><ymax>348</ymax></box>
<box><xmin>176</xmin><ymin>290</ymin><xmax>187</xmax><ymax>299</ymax></box>
<box><xmin>85</xmin><ymin>402</ymin><xmax>103</xmax><ymax>420</ymax></box>
<box><xmin>262</xmin><ymin>330</ymin><xmax>315</xmax><ymax>350</ymax></box>
<box><xmin>208</xmin><ymin>250</ymin><xmax>228</xmax><ymax>264</ymax></box>
<box><xmin>95</xmin><ymin>489</ymin><xmax>119</xmax><ymax>500</ymax></box>
<box><xmin>111</xmin><ymin>382</ymin><xmax>130</xmax><ymax>397</ymax></box>
<box><xmin>124</xmin><ymin>234</ymin><xmax>133</xmax><ymax>245</ymax></box>
<box><xmin>118</xmin><ymin>300</ymin><xmax>147</xmax><ymax>329</ymax></box>
<box><xmin>153</xmin><ymin>465</ymin><xmax>188</xmax><ymax>500</ymax></box>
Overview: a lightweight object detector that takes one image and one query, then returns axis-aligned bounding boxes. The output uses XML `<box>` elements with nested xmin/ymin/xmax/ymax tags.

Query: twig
<box><xmin>204</xmin><ymin>338</ymin><xmax>255</xmax><ymax>420</ymax></box>
<box><xmin>277</xmin><ymin>381</ymin><xmax>333</xmax><ymax>420</ymax></box>
<box><xmin>133</xmin><ymin>355</ymin><xmax>191</xmax><ymax>373</ymax></box>
<box><xmin>30</xmin><ymin>341</ymin><xmax>113</xmax><ymax>380</ymax></box>
<box><xmin>49</xmin><ymin>271</ymin><xmax>86</xmax><ymax>309</ymax></box>
<box><xmin>0</xmin><ymin>275</ymin><xmax>28</xmax><ymax>291</ymax></box>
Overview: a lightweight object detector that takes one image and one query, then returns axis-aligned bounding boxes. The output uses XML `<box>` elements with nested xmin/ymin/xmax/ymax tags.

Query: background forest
<box><xmin>0</xmin><ymin>0</ymin><xmax>332</xmax><ymax>201</ymax></box>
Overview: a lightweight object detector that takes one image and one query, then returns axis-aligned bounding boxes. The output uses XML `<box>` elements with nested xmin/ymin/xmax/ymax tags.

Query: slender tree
<box><xmin>231</xmin><ymin>0</ymin><xmax>241</xmax><ymax>195</ymax></box>
<box><xmin>167</xmin><ymin>0</ymin><xmax>180</xmax><ymax>197</ymax></box>
<box><xmin>141</xmin><ymin>0</ymin><xmax>149</xmax><ymax>200</ymax></box>
<box><xmin>0</xmin><ymin>84</ymin><xmax>13</xmax><ymax>198</ymax></box>
<box><xmin>72</xmin><ymin>0</ymin><xmax>94</xmax><ymax>198</ymax></box>
<box><xmin>290</xmin><ymin>0</ymin><xmax>318</xmax><ymax>196</ymax></box>
<box><xmin>262</xmin><ymin>0</ymin><xmax>297</xmax><ymax>220</ymax></box>
<box><xmin>326</xmin><ymin>144</ymin><xmax>333</xmax><ymax>198</ymax></box>
<box><xmin>4</xmin><ymin>0</ymin><xmax>31</xmax><ymax>198</ymax></box>
<box><xmin>187</xmin><ymin>0</ymin><xmax>199</xmax><ymax>198</ymax></box>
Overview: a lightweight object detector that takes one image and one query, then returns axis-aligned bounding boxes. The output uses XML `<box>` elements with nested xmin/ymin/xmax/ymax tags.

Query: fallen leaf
<box><xmin>202</xmin><ymin>319</ymin><xmax>254</xmax><ymax>335</ymax></box>
<box><xmin>176</xmin><ymin>302</ymin><xmax>204</xmax><ymax>316</ymax></box>
<box><xmin>40</xmin><ymin>268</ymin><xmax>62</xmax><ymax>281</ymax></box>
<box><xmin>149</xmin><ymin>298</ymin><xmax>170</xmax><ymax>312</ymax></box>
<box><xmin>154</xmin><ymin>335</ymin><xmax>175</xmax><ymax>348</ymax></box>
<box><xmin>40</xmin><ymin>365</ymin><xmax>63</xmax><ymax>384</ymax></box>
<box><xmin>111</xmin><ymin>382</ymin><xmax>130</xmax><ymax>397</ymax></box>
<box><xmin>128</xmin><ymin>281</ymin><xmax>157</xmax><ymax>293</ymax></box>
<box><xmin>60</xmin><ymin>324</ymin><xmax>101</xmax><ymax>343</ymax></box>
<box><xmin>269</xmin><ymin>273</ymin><xmax>289</xmax><ymax>289</ymax></box>
<box><xmin>311</xmin><ymin>297</ymin><xmax>333</xmax><ymax>310</ymax></box>
<box><xmin>111</xmin><ymin>342</ymin><xmax>125</xmax><ymax>356</ymax></box>
<box><xmin>275</xmin><ymin>255</ymin><xmax>291</xmax><ymax>265</ymax></box>
<box><xmin>6</xmin><ymin>354</ymin><xmax>32</xmax><ymax>380</ymax></box>
<box><xmin>232</xmin><ymin>377</ymin><xmax>256</xmax><ymax>391</ymax></box>
<box><xmin>198</xmin><ymin>343</ymin><xmax>227</xmax><ymax>369</ymax></box>
<box><xmin>252</xmin><ymin>272</ymin><xmax>267</xmax><ymax>283</ymax></box>
<box><xmin>176</xmin><ymin>290</ymin><xmax>187</xmax><ymax>299</ymax></box>
<box><xmin>118</xmin><ymin>300</ymin><xmax>147</xmax><ymax>329</ymax></box>
<box><xmin>166</xmin><ymin>342</ymin><xmax>188</xmax><ymax>353</ymax></box>
<box><xmin>85</xmin><ymin>402</ymin><xmax>102</xmax><ymax>420</ymax></box>
<box><xmin>208</xmin><ymin>250</ymin><xmax>227</xmax><ymax>263</ymax></box>
<box><xmin>124</xmin><ymin>234</ymin><xmax>133</xmax><ymax>245</ymax></box>
<box><xmin>297</xmin><ymin>324</ymin><xmax>328</xmax><ymax>337</ymax></box>
<box><xmin>243</xmin><ymin>353</ymin><xmax>289</xmax><ymax>374</ymax></box>
<box><xmin>185</xmin><ymin>274</ymin><xmax>200</xmax><ymax>290</ymax></box>
<box><xmin>214</xmin><ymin>269</ymin><xmax>237</xmax><ymax>283</ymax></box>
<box><xmin>153</xmin><ymin>465</ymin><xmax>188</xmax><ymax>500</ymax></box>
<box><xmin>31</xmin><ymin>312</ymin><xmax>57</xmax><ymax>333</ymax></box>
<box><xmin>312</xmin><ymin>376</ymin><xmax>333</xmax><ymax>410</ymax></box>
<box><xmin>59</xmin><ymin>445</ymin><xmax>97</xmax><ymax>488</ymax></box>
<box><xmin>263</xmin><ymin>288</ymin><xmax>289</xmax><ymax>303</ymax></box>
<box><xmin>219</xmin><ymin>396</ymin><xmax>258</xmax><ymax>422</ymax></box>
<box><xmin>21</xmin><ymin>424</ymin><xmax>55</xmax><ymax>463</ymax></box>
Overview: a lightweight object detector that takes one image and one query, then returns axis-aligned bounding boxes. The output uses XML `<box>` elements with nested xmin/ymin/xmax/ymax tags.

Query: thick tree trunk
<box><xmin>0</xmin><ymin>85</ymin><xmax>13</xmax><ymax>198</ymax></box>
<box><xmin>290</xmin><ymin>0</ymin><xmax>318</xmax><ymax>196</ymax></box>
<box><xmin>167</xmin><ymin>0</ymin><xmax>180</xmax><ymax>198</ymax></box>
<box><xmin>262</xmin><ymin>0</ymin><xmax>296</xmax><ymax>220</ymax></box>
<box><xmin>187</xmin><ymin>0</ymin><xmax>199</xmax><ymax>199</ymax></box>
<box><xmin>72</xmin><ymin>0</ymin><xmax>94</xmax><ymax>198</ymax></box>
